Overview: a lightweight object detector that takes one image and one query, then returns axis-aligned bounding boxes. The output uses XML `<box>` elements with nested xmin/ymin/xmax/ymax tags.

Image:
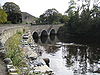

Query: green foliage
<box><xmin>17</xmin><ymin>31</ymin><xmax>22</xmax><ymax>34</ymax></box>
<box><xmin>63</xmin><ymin>0</ymin><xmax>100</xmax><ymax>38</ymax></box>
<box><xmin>6</xmin><ymin>32</ymin><xmax>24</xmax><ymax>66</ymax></box>
<box><xmin>65</xmin><ymin>0</ymin><xmax>76</xmax><ymax>18</ymax></box>
<box><xmin>37</xmin><ymin>8</ymin><xmax>66</xmax><ymax>25</ymax></box>
<box><xmin>0</xmin><ymin>8</ymin><xmax>7</xmax><ymax>23</ymax></box>
<box><xmin>3</xmin><ymin>2</ymin><xmax>22</xmax><ymax>24</ymax></box>
<box><xmin>3</xmin><ymin>2</ymin><xmax>21</xmax><ymax>13</ymax></box>
<box><xmin>5</xmin><ymin>21</ymin><xmax>12</xmax><ymax>24</ymax></box>
<box><xmin>60</xmin><ymin>15</ymin><xmax>69</xmax><ymax>23</ymax></box>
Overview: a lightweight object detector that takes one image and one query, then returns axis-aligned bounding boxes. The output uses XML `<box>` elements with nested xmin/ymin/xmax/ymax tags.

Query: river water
<box><xmin>33</xmin><ymin>35</ymin><xmax>100</xmax><ymax>75</ymax></box>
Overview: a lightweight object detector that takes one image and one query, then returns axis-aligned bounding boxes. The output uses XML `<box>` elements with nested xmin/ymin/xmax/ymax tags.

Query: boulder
<box><xmin>3</xmin><ymin>58</ymin><xmax>12</xmax><ymax>64</ymax></box>
<box><xmin>7</xmin><ymin>64</ymin><xmax>14</xmax><ymax>69</ymax></box>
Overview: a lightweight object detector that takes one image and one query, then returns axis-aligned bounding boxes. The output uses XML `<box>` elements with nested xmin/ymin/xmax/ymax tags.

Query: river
<box><xmin>33</xmin><ymin>35</ymin><xmax>100</xmax><ymax>75</ymax></box>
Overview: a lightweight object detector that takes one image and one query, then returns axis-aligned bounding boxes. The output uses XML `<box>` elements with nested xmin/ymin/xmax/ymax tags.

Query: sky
<box><xmin>0</xmin><ymin>0</ymin><xmax>69</xmax><ymax>17</ymax></box>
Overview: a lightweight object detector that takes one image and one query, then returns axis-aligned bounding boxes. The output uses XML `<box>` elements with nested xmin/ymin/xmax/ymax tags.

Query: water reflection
<box><xmin>44</xmin><ymin>45</ymin><xmax>60</xmax><ymax>54</ymax></box>
<box><xmin>62</xmin><ymin>44</ymin><xmax>100</xmax><ymax>75</ymax></box>
<box><xmin>33</xmin><ymin>38</ymin><xmax>39</xmax><ymax>43</ymax></box>
<box><xmin>42</xmin><ymin>43</ymin><xmax>100</xmax><ymax>75</ymax></box>
<box><xmin>33</xmin><ymin>35</ymin><xmax>58</xmax><ymax>44</ymax></box>
<box><xmin>50</xmin><ymin>35</ymin><xmax>55</xmax><ymax>41</ymax></box>
<box><xmin>33</xmin><ymin>35</ymin><xmax>100</xmax><ymax>75</ymax></box>
<box><xmin>40</xmin><ymin>36</ymin><xmax>48</xmax><ymax>43</ymax></box>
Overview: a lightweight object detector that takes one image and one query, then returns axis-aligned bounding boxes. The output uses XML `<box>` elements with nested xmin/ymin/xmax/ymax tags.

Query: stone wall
<box><xmin>0</xmin><ymin>25</ymin><xmax>30</xmax><ymax>45</ymax></box>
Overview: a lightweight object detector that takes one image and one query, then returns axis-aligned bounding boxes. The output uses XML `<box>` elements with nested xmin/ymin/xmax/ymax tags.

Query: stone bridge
<box><xmin>0</xmin><ymin>24</ymin><xmax>62</xmax><ymax>47</ymax></box>
<box><xmin>30</xmin><ymin>24</ymin><xmax>62</xmax><ymax>39</ymax></box>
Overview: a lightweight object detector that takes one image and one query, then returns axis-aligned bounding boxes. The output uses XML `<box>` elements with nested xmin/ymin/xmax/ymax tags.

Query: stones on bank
<box><xmin>4</xmin><ymin>58</ymin><xmax>18</xmax><ymax>75</ymax></box>
<box><xmin>0</xmin><ymin>28</ymin><xmax>54</xmax><ymax>75</ymax></box>
<box><xmin>21</xmin><ymin>31</ymin><xmax>54</xmax><ymax>75</ymax></box>
<box><xmin>0</xmin><ymin>43</ymin><xmax>18</xmax><ymax>75</ymax></box>
<box><xmin>0</xmin><ymin>25</ymin><xmax>29</xmax><ymax>75</ymax></box>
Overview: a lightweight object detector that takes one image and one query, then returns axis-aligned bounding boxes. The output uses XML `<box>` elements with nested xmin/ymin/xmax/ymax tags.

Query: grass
<box><xmin>5</xmin><ymin>31</ymin><xmax>46</xmax><ymax>75</ymax></box>
<box><xmin>5</xmin><ymin>31</ymin><xmax>29</xmax><ymax>74</ymax></box>
<box><xmin>5</xmin><ymin>31</ymin><xmax>25</xmax><ymax>67</ymax></box>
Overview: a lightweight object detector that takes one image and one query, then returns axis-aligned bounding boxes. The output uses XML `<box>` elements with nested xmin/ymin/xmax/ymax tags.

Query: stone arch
<box><xmin>32</xmin><ymin>32</ymin><xmax>39</xmax><ymax>39</ymax></box>
<box><xmin>49</xmin><ymin>29</ymin><xmax>56</xmax><ymax>41</ymax></box>
<box><xmin>40</xmin><ymin>30</ymin><xmax>48</xmax><ymax>43</ymax></box>
<box><xmin>40</xmin><ymin>30</ymin><xmax>48</xmax><ymax>38</ymax></box>
<box><xmin>57</xmin><ymin>26</ymin><xmax>63</xmax><ymax>35</ymax></box>
<box><xmin>49</xmin><ymin>29</ymin><xmax>55</xmax><ymax>36</ymax></box>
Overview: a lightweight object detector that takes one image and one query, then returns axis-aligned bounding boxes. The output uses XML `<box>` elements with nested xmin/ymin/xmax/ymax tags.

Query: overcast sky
<box><xmin>0</xmin><ymin>0</ymin><xmax>69</xmax><ymax>17</ymax></box>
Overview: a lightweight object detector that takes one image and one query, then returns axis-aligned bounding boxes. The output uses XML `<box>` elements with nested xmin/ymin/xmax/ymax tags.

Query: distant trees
<box><xmin>0</xmin><ymin>7</ymin><xmax>7</xmax><ymax>23</ymax></box>
<box><xmin>36</xmin><ymin>8</ymin><xmax>68</xmax><ymax>25</ymax></box>
<box><xmin>60</xmin><ymin>15</ymin><xmax>69</xmax><ymax>24</ymax></box>
<box><xmin>62</xmin><ymin>0</ymin><xmax>100</xmax><ymax>38</ymax></box>
<box><xmin>3</xmin><ymin>2</ymin><xmax>22</xmax><ymax>24</ymax></box>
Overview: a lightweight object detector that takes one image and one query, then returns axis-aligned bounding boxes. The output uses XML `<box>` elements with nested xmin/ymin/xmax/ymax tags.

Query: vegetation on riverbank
<box><xmin>58</xmin><ymin>0</ymin><xmax>100</xmax><ymax>42</ymax></box>
<box><xmin>5</xmin><ymin>32</ymin><xmax>25</xmax><ymax>67</ymax></box>
<box><xmin>5</xmin><ymin>31</ymin><xmax>31</xmax><ymax>74</ymax></box>
<box><xmin>0</xmin><ymin>7</ymin><xmax>7</xmax><ymax>24</ymax></box>
<box><xmin>5</xmin><ymin>31</ymin><xmax>44</xmax><ymax>75</ymax></box>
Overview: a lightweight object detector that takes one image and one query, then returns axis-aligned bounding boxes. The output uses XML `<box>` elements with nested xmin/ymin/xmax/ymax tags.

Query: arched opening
<box><xmin>40</xmin><ymin>30</ymin><xmax>48</xmax><ymax>38</ymax></box>
<box><xmin>32</xmin><ymin>32</ymin><xmax>39</xmax><ymax>43</ymax></box>
<box><xmin>50</xmin><ymin>29</ymin><xmax>55</xmax><ymax>41</ymax></box>
<box><xmin>33</xmin><ymin>32</ymin><xmax>39</xmax><ymax>39</ymax></box>
<box><xmin>57</xmin><ymin>26</ymin><xmax>63</xmax><ymax>35</ymax></box>
<box><xmin>40</xmin><ymin>30</ymin><xmax>48</xmax><ymax>43</ymax></box>
<box><xmin>50</xmin><ymin>29</ymin><xmax>55</xmax><ymax>36</ymax></box>
<box><xmin>57</xmin><ymin>26</ymin><xmax>64</xmax><ymax>41</ymax></box>
<box><xmin>41</xmin><ymin>36</ymin><xmax>48</xmax><ymax>43</ymax></box>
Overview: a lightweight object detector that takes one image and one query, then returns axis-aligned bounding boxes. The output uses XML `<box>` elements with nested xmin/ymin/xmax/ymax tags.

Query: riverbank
<box><xmin>4</xmin><ymin>31</ymin><xmax>26</xmax><ymax>74</ymax></box>
<box><xmin>21</xmin><ymin>31</ymin><xmax>54</xmax><ymax>75</ymax></box>
<box><xmin>2</xmin><ymin>28</ymin><xmax>54</xmax><ymax>75</ymax></box>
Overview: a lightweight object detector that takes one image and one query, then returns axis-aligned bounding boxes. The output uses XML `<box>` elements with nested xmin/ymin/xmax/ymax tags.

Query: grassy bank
<box><xmin>5</xmin><ymin>31</ymin><xmax>49</xmax><ymax>75</ymax></box>
<box><xmin>5</xmin><ymin>31</ymin><xmax>29</xmax><ymax>74</ymax></box>
<box><xmin>5</xmin><ymin>31</ymin><xmax>24</xmax><ymax>67</ymax></box>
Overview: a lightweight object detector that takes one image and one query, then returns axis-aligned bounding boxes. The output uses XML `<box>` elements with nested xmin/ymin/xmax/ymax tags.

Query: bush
<box><xmin>5</xmin><ymin>32</ymin><xmax>24</xmax><ymax>67</ymax></box>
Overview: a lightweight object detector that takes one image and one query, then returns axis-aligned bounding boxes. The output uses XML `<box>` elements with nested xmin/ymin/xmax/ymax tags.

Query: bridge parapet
<box><xmin>0</xmin><ymin>25</ymin><xmax>30</xmax><ymax>45</ymax></box>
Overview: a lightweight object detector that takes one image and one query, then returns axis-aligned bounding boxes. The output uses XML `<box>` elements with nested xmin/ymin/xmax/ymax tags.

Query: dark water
<box><xmin>33</xmin><ymin>35</ymin><xmax>100</xmax><ymax>75</ymax></box>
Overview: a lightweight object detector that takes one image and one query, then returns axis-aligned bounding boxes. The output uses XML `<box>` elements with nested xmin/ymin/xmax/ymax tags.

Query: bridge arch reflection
<box><xmin>33</xmin><ymin>35</ymin><xmax>59</xmax><ymax>45</ymax></box>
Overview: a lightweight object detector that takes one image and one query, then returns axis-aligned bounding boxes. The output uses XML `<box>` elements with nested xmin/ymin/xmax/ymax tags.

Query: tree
<box><xmin>38</xmin><ymin>8</ymin><xmax>62</xmax><ymax>24</ymax></box>
<box><xmin>65</xmin><ymin>0</ymin><xmax>76</xmax><ymax>18</ymax></box>
<box><xmin>60</xmin><ymin>15</ymin><xmax>69</xmax><ymax>23</ymax></box>
<box><xmin>63</xmin><ymin>0</ymin><xmax>100</xmax><ymax>39</ymax></box>
<box><xmin>0</xmin><ymin>8</ymin><xmax>7</xmax><ymax>23</ymax></box>
<box><xmin>3</xmin><ymin>2</ymin><xmax>22</xmax><ymax>24</ymax></box>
